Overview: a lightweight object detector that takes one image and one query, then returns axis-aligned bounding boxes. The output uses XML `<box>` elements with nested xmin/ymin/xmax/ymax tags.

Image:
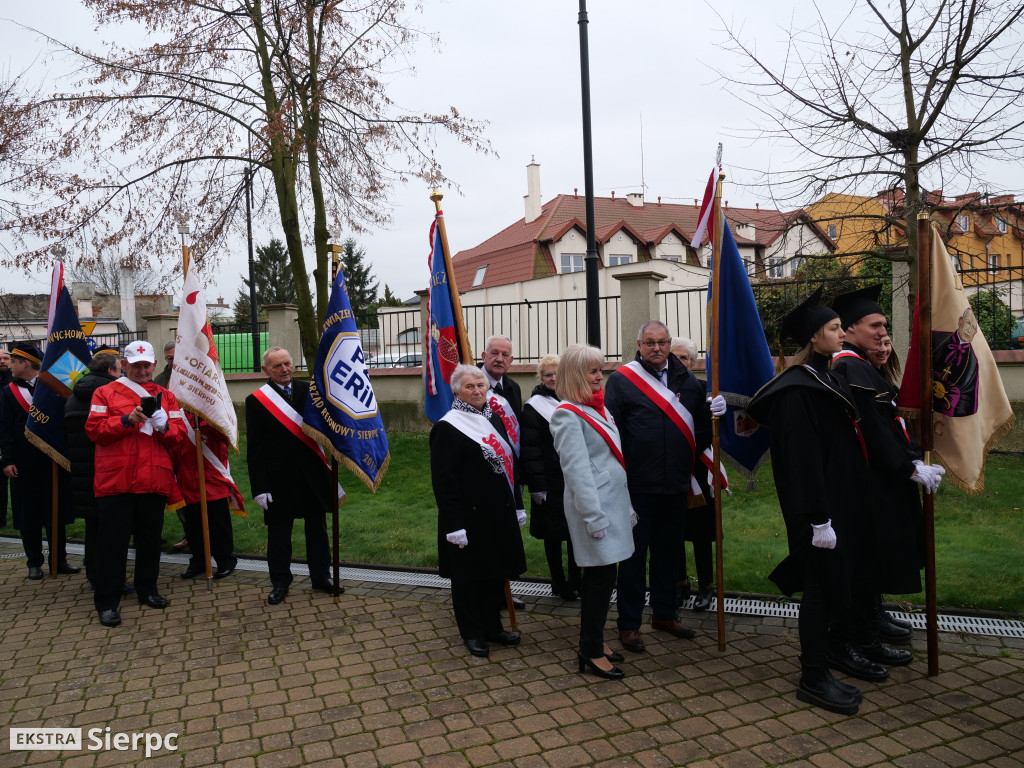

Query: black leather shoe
<box><xmin>180</xmin><ymin>565</ymin><xmax>204</xmax><ymax>579</ymax></box>
<box><xmin>798</xmin><ymin>667</ymin><xmax>860</xmax><ymax>715</ymax></box>
<box><xmin>138</xmin><ymin>594</ymin><xmax>170</xmax><ymax>609</ymax></box>
<box><xmin>486</xmin><ymin>630</ymin><xmax>521</xmax><ymax>646</ymax></box>
<box><xmin>267</xmin><ymin>586</ymin><xmax>288</xmax><ymax>605</ymax></box>
<box><xmin>511</xmin><ymin>596</ymin><xmax>526</xmax><ymax>610</ymax></box>
<box><xmin>827</xmin><ymin>643</ymin><xmax>889</xmax><ymax>681</ymax></box>
<box><xmin>464</xmin><ymin>638</ymin><xmax>489</xmax><ymax>657</ymax></box>
<box><xmin>692</xmin><ymin>586</ymin><xmax>713</xmax><ymax>612</ymax></box>
<box><xmin>605</xmin><ymin>650</ymin><xmax>625</xmax><ymax>663</ymax></box>
<box><xmin>871</xmin><ymin>615</ymin><xmax>913</xmax><ymax>645</ymax></box>
<box><xmin>56</xmin><ymin>562</ymin><xmax>82</xmax><ymax>575</ymax></box>
<box><xmin>856</xmin><ymin>641</ymin><xmax>913</xmax><ymax>667</ymax></box>
<box><xmin>578</xmin><ymin>653</ymin><xmax>625</xmax><ymax>680</ymax></box>
<box><xmin>883</xmin><ymin>610</ymin><xmax>913</xmax><ymax>630</ymax></box>
<box><xmin>27</xmin><ymin>566</ymin><xmax>43</xmax><ymax>580</ymax></box>
<box><xmin>98</xmin><ymin>609</ymin><xmax>121</xmax><ymax>627</ymax></box>
<box><xmin>311</xmin><ymin>579</ymin><xmax>342</xmax><ymax>593</ymax></box>
<box><xmin>122</xmin><ymin>582</ymin><xmax>134</xmax><ymax>595</ymax></box>
<box><xmin>554</xmin><ymin>584</ymin><xmax>579</xmax><ymax>601</ymax></box>
<box><xmin>213</xmin><ymin>566</ymin><xmax>235</xmax><ymax>580</ymax></box>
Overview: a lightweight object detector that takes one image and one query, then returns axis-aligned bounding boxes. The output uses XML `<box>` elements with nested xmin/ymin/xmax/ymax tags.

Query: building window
<box><xmin>561</xmin><ymin>253</ymin><xmax>585</xmax><ymax>273</ymax></box>
<box><xmin>988</xmin><ymin>251</ymin><xmax>999</xmax><ymax>274</ymax></box>
<box><xmin>949</xmin><ymin>253</ymin><xmax>961</xmax><ymax>272</ymax></box>
<box><xmin>663</xmin><ymin>256</ymin><xmax>681</xmax><ymax>263</ymax></box>
<box><xmin>827</xmin><ymin>224</ymin><xmax>838</xmax><ymax>240</ymax></box>
<box><xmin>996</xmin><ymin>216</ymin><xmax>1008</xmax><ymax>233</ymax></box>
<box><xmin>956</xmin><ymin>214</ymin><xmax>969</xmax><ymax>231</ymax></box>
<box><xmin>397</xmin><ymin>328</ymin><xmax>421</xmax><ymax>344</ymax></box>
<box><xmin>608</xmin><ymin>254</ymin><xmax>631</xmax><ymax>266</ymax></box>
<box><xmin>767</xmin><ymin>257</ymin><xmax>783</xmax><ymax>278</ymax></box>
<box><xmin>472</xmin><ymin>265</ymin><xmax>487</xmax><ymax>287</ymax></box>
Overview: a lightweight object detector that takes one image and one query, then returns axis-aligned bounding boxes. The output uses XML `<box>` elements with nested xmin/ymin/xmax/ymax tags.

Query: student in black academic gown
<box><xmin>747</xmin><ymin>287</ymin><xmax>870</xmax><ymax>716</ymax></box>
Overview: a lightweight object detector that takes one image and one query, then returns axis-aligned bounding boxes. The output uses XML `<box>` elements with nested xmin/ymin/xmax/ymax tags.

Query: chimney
<box><xmin>626</xmin><ymin>192</ymin><xmax>644</xmax><ymax>207</ymax></box>
<box><xmin>524</xmin><ymin>159</ymin><xmax>542</xmax><ymax>223</ymax></box>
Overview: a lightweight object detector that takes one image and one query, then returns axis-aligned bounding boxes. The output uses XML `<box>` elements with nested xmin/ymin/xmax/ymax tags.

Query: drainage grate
<box><xmin>7</xmin><ymin>538</ymin><xmax>1021</xmax><ymax>639</ymax></box>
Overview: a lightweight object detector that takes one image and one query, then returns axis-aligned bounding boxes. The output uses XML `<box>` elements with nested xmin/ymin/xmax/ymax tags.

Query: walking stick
<box><xmin>193</xmin><ymin>418</ymin><xmax>213</xmax><ymax>589</ymax></box>
<box><xmin>710</xmin><ymin>170</ymin><xmax>726</xmax><ymax>652</ymax></box>
<box><xmin>332</xmin><ymin>457</ymin><xmax>343</xmax><ymax>605</ymax></box>
<box><xmin>504</xmin><ymin>580</ymin><xmax>518</xmax><ymax>632</ymax></box>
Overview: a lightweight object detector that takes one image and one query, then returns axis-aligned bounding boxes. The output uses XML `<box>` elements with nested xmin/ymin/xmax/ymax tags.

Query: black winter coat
<box><xmin>64</xmin><ymin>369</ymin><xmax>120</xmax><ymax>520</ymax></box>
<box><xmin>831</xmin><ymin>343</ymin><xmax>924</xmax><ymax>594</ymax></box>
<box><xmin>245</xmin><ymin>379</ymin><xmax>332</xmax><ymax>525</ymax></box>
<box><xmin>431</xmin><ymin>410</ymin><xmax>527</xmax><ymax>583</ymax></box>
<box><xmin>747</xmin><ymin>353</ymin><xmax>870</xmax><ymax>598</ymax></box>
<box><xmin>521</xmin><ymin>384</ymin><xmax>568</xmax><ymax>541</ymax></box>
<box><xmin>605</xmin><ymin>352</ymin><xmax>712</xmax><ymax>497</ymax></box>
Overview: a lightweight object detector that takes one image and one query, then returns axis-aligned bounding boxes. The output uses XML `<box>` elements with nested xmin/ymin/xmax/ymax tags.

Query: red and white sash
<box><xmin>487</xmin><ymin>389</ymin><xmax>520</xmax><ymax>455</ymax></box>
<box><xmin>618</xmin><ymin>361</ymin><xmax>696</xmax><ymax>457</ymax></box>
<box><xmin>8</xmin><ymin>381</ymin><xmax>32</xmax><ymax>414</ymax></box>
<box><xmin>832</xmin><ymin>349</ymin><xmax>866</xmax><ymax>363</ymax></box>
<box><xmin>557</xmin><ymin>402</ymin><xmax>625</xmax><ymax>470</ymax></box>
<box><xmin>525</xmin><ymin>394</ymin><xmax>559</xmax><ymax>423</ymax></box>
<box><xmin>442</xmin><ymin>408</ymin><xmax>515</xmax><ymax>496</ymax></box>
<box><xmin>108</xmin><ymin>378</ymin><xmax>183</xmax><ymax>434</ymax></box>
<box><xmin>182</xmin><ymin>416</ymin><xmax>245</xmax><ymax>511</ymax></box>
<box><xmin>253</xmin><ymin>384</ymin><xmax>329</xmax><ymax>467</ymax></box>
<box><xmin>697</xmin><ymin>447</ymin><xmax>729</xmax><ymax>498</ymax></box>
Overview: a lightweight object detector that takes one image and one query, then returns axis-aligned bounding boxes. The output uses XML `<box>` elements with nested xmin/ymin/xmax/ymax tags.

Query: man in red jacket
<box><xmin>86</xmin><ymin>340</ymin><xmax>186</xmax><ymax>627</ymax></box>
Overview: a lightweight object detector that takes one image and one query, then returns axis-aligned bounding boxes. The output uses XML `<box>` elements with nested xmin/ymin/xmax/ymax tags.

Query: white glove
<box><xmin>446</xmin><ymin>529</ymin><xmax>468</xmax><ymax>548</ymax></box>
<box><xmin>148</xmin><ymin>408</ymin><xmax>169</xmax><ymax>432</ymax></box>
<box><xmin>516</xmin><ymin>509</ymin><xmax>527</xmax><ymax>527</ymax></box>
<box><xmin>708</xmin><ymin>394</ymin><xmax>727</xmax><ymax>417</ymax></box>
<box><xmin>928</xmin><ymin>464</ymin><xmax>946</xmax><ymax>493</ymax></box>
<box><xmin>530</xmin><ymin>491</ymin><xmax>547</xmax><ymax>504</ymax></box>
<box><xmin>254</xmin><ymin>492</ymin><xmax>273</xmax><ymax>510</ymax></box>
<box><xmin>910</xmin><ymin>464</ymin><xmax>933</xmax><ymax>491</ymax></box>
<box><xmin>629</xmin><ymin>508</ymin><xmax>638</xmax><ymax>528</ymax></box>
<box><xmin>811</xmin><ymin>519</ymin><xmax>837</xmax><ymax>549</ymax></box>
<box><xmin>590</xmin><ymin>527</ymin><xmax>607</xmax><ymax>539</ymax></box>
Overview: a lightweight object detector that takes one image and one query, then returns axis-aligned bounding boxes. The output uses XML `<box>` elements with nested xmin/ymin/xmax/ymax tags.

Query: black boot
<box><xmin>856</xmin><ymin>640</ymin><xmax>913</xmax><ymax>667</ymax></box>
<box><xmin>871</xmin><ymin>597</ymin><xmax>912</xmax><ymax>644</ymax></box>
<box><xmin>827</xmin><ymin>642</ymin><xmax>889</xmax><ymax>682</ymax></box>
<box><xmin>797</xmin><ymin>659</ymin><xmax>861</xmax><ymax>715</ymax></box>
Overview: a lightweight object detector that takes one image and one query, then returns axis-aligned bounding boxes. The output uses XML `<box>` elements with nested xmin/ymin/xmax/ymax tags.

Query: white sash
<box><xmin>109</xmin><ymin>378</ymin><xmax>181</xmax><ymax>435</ymax></box>
<box><xmin>441</xmin><ymin>408</ymin><xmax>515</xmax><ymax>497</ymax></box>
<box><xmin>622</xmin><ymin>361</ymin><xmax>696</xmax><ymax>438</ymax></box>
<box><xmin>255</xmin><ymin>383</ymin><xmax>329</xmax><ymax>465</ymax></box>
<box><xmin>525</xmin><ymin>394</ymin><xmax>559</xmax><ymax>423</ymax></box>
<box><xmin>182</xmin><ymin>417</ymin><xmax>239</xmax><ymax>492</ymax></box>
<box><xmin>9</xmin><ymin>381</ymin><xmax>32</xmax><ymax>413</ymax></box>
<box><xmin>487</xmin><ymin>389</ymin><xmax>520</xmax><ymax>455</ymax></box>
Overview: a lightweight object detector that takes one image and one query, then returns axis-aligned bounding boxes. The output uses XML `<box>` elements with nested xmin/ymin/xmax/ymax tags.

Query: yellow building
<box><xmin>803</xmin><ymin>193</ymin><xmax>902</xmax><ymax>264</ymax></box>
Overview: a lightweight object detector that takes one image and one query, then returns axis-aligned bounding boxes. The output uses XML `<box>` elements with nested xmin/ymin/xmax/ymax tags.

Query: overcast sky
<box><xmin>3</xmin><ymin>0</ymin><xmax>1021</xmax><ymax>305</ymax></box>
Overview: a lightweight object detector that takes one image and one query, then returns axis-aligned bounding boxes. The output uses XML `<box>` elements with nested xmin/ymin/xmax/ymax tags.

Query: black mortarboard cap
<box><xmin>780</xmin><ymin>286</ymin><xmax>839</xmax><ymax>347</ymax></box>
<box><xmin>832</xmin><ymin>284</ymin><xmax>884</xmax><ymax>329</ymax></box>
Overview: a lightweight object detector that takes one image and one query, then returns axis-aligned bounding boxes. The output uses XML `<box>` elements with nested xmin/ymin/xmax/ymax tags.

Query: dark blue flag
<box><xmin>706</xmin><ymin>221</ymin><xmax>775</xmax><ymax>486</ymax></box>
<box><xmin>26</xmin><ymin>264</ymin><xmax>91</xmax><ymax>469</ymax></box>
<box><xmin>303</xmin><ymin>264</ymin><xmax>390</xmax><ymax>492</ymax></box>
<box><xmin>424</xmin><ymin>214</ymin><xmax>465</xmax><ymax>422</ymax></box>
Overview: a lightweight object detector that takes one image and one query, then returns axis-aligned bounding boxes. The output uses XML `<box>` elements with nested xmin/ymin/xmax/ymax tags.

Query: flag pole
<box><xmin>710</xmin><ymin>170</ymin><xmax>726</xmax><ymax>652</ymax></box>
<box><xmin>916</xmin><ymin>213</ymin><xmax>938</xmax><ymax>675</ymax></box>
<box><xmin>430</xmin><ymin>190</ymin><xmax>474</xmax><ymax>363</ymax></box>
<box><xmin>194</xmin><ymin>420</ymin><xmax>214</xmax><ymax>588</ymax></box>
<box><xmin>50</xmin><ymin>462</ymin><xmax>58</xmax><ymax>578</ymax></box>
<box><xmin>330</xmin><ymin>249</ymin><xmax>343</xmax><ymax>605</ymax></box>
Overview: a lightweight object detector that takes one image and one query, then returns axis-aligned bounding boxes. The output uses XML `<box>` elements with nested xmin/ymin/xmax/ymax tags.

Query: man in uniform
<box><xmin>0</xmin><ymin>342</ymin><xmax>79</xmax><ymax>579</ymax></box>
<box><xmin>86</xmin><ymin>339</ymin><xmax>185</xmax><ymax>626</ymax></box>
<box><xmin>246</xmin><ymin>347</ymin><xmax>337</xmax><ymax>605</ymax></box>
<box><xmin>605</xmin><ymin>321</ymin><xmax>725</xmax><ymax>652</ymax></box>
<box><xmin>828</xmin><ymin>286</ymin><xmax>944</xmax><ymax>680</ymax></box>
<box><xmin>478</xmin><ymin>335</ymin><xmax>527</xmax><ymax>609</ymax></box>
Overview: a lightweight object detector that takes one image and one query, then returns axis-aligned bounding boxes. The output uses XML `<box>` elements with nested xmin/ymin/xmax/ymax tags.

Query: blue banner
<box><xmin>302</xmin><ymin>265</ymin><xmax>390</xmax><ymax>492</ymax></box>
<box><xmin>424</xmin><ymin>216</ymin><xmax>464</xmax><ymax>423</ymax></box>
<box><xmin>706</xmin><ymin>221</ymin><xmax>775</xmax><ymax>485</ymax></box>
<box><xmin>26</xmin><ymin>265</ymin><xmax>91</xmax><ymax>469</ymax></box>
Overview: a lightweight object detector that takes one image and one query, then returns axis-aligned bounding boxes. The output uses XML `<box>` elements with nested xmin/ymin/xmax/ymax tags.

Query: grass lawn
<box><xmin>6</xmin><ymin>433</ymin><xmax>1022</xmax><ymax>615</ymax></box>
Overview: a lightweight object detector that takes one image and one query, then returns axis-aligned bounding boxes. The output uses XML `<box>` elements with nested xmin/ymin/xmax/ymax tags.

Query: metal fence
<box><xmin>958</xmin><ymin>265</ymin><xmax>1024</xmax><ymax>349</ymax></box>
<box><xmin>87</xmin><ymin>330</ymin><xmax>148</xmax><ymax>355</ymax></box>
<box><xmin>210</xmin><ymin>322</ymin><xmax>269</xmax><ymax>373</ymax></box>
<box><xmin>656</xmin><ymin>287</ymin><xmax>709</xmax><ymax>353</ymax></box>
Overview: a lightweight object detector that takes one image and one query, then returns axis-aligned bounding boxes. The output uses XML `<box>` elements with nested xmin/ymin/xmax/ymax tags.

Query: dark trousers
<box><xmin>94</xmin><ymin>493</ymin><xmax>165</xmax><ymax>612</ymax></box>
<box><xmin>451</xmin><ymin>577</ymin><xmax>506</xmax><ymax>641</ymax></box>
<box><xmin>682</xmin><ymin>540</ymin><xmax>714</xmax><ymax>588</ymax></box>
<box><xmin>84</xmin><ymin>517</ymin><xmax>98</xmax><ymax>586</ymax></box>
<box><xmin>267</xmin><ymin>515</ymin><xmax>331</xmax><ymax>589</ymax></box>
<box><xmin>616</xmin><ymin>492</ymin><xmax>686</xmax><ymax>630</ymax></box>
<box><xmin>0</xmin><ymin>473</ymin><xmax>8</xmax><ymax>525</ymax></box>
<box><xmin>21</xmin><ymin>524</ymin><xmax>67</xmax><ymax>568</ymax></box>
<box><xmin>579</xmin><ymin>563</ymin><xmax>617</xmax><ymax>658</ymax></box>
<box><xmin>799</xmin><ymin>548</ymin><xmax>859</xmax><ymax>667</ymax></box>
<box><xmin>544</xmin><ymin>538</ymin><xmax>580</xmax><ymax>590</ymax></box>
<box><xmin>181</xmin><ymin>499</ymin><xmax>236</xmax><ymax>571</ymax></box>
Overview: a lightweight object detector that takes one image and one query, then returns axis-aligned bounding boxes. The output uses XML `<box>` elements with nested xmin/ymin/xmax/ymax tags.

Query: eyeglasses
<box><xmin>640</xmin><ymin>340</ymin><xmax>671</xmax><ymax>348</ymax></box>
<box><xmin>540</xmin><ymin>372</ymin><xmax>556</xmax><ymax>379</ymax></box>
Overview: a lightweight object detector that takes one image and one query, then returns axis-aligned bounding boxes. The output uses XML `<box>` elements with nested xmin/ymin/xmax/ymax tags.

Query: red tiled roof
<box><xmin>453</xmin><ymin>194</ymin><xmax>798</xmax><ymax>290</ymax></box>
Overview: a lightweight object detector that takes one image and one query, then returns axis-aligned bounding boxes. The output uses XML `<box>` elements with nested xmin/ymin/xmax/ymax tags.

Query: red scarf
<box><xmin>587</xmin><ymin>389</ymin><xmax>607</xmax><ymax>419</ymax></box>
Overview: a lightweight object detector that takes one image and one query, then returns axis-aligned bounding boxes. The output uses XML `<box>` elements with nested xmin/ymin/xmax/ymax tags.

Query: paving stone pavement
<box><xmin>0</xmin><ymin>546</ymin><xmax>1022</xmax><ymax>768</ymax></box>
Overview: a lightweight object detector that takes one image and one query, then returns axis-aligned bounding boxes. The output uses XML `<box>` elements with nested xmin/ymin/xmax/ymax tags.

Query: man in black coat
<box><xmin>64</xmin><ymin>349</ymin><xmax>122</xmax><ymax>587</ymax></box>
<box><xmin>0</xmin><ymin>346</ymin><xmax>10</xmax><ymax>527</ymax></box>
<box><xmin>0</xmin><ymin>342</ymin><xmax>78</xmax><ymax>579</ymax></box>
<box><xmin>605</xmin><ymin>320</ymin><xmax>722</xmax><ymax>652</ymax></box>
<box><xmin>246</xmin><ymin>346</ymin><xmax>336</xmax><ymax>605</ymax></box>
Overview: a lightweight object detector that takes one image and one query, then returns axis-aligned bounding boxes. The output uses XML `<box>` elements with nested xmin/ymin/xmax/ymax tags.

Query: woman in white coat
<box><xmin>550</xmin><ymin>344</ymin><xmax>635</xmax><ymax>679</ymax></box>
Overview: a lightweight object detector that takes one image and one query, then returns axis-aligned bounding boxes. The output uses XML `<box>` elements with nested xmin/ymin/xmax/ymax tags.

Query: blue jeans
<box><xmin>616</xmin><ymin>492</ymin><xmax>686</xmax><ymax>630</ymax></box>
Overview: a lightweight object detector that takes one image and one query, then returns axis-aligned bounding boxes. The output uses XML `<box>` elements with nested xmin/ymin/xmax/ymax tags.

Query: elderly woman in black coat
<box><xmin>431</xmin><ymin>364</ymin><xmax>528</xmax><ymax>658</ymax></box>
<box><xmin>521</xmin><ymin>354</ymin><xmax>580</xmax><ymax>600</ymax></box>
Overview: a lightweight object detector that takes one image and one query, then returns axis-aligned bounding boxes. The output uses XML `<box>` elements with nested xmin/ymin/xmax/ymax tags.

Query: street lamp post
<box><xmin>245</xmin><ymin>165</ymin><xmax>260</xmax><ymax>372</ymax></box>
<box><xmin>578</xmin><ymin>1</ymin><xmax>601</xmax><ymax>348</ymax></box>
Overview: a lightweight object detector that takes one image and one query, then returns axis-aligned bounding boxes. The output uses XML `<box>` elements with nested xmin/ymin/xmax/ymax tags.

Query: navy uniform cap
<box><xmin>780</xmin><ymin>286</ymin><xmax>840</xmax><ymax>347</ymax></box>
<box><xmin>11</xmin><ymin>342</ymin><xmax>43</xmax><ymax>366</ymax></box>
<box><xmin>832</xmin><ymin>284</ymin><xmax>884</xmax><ymax>329</ymax></box>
